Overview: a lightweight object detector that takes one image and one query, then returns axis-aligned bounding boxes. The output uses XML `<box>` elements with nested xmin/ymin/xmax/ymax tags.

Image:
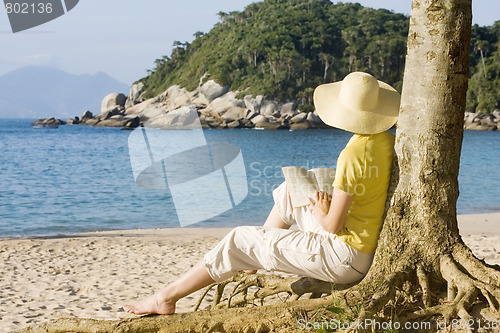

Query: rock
<box><xmin>95</xmin><ymin>115</ymin><xmax>140</xmax><ymax>128</ymax></box>
<box><xmin>221</xmin><ymin>107</ymin><xmax>245</xmax><ymax>122</ymax></box>
<box><xmin>208</xmin><ymin>92</ymin><xmax>244</xmax><ymax>114</ymax></box>
<box><xmin>99</xmin><ymin>107</ymin><xmax>123</xmax><ymax>120</ymax></box>
<box><xmin>101</xmin><ymin>93</ymin><xmax>126</xmax><ymax>113</ymax></box>
<box><xmin>307</xmin><ymin>111</ymin><xmax>327</xmax><ymax>128</ymax></box>
<box><xmin>259</xmin><ymin>100</ymin><xmax>278</xmax><ymax>117</ymax></box>
<box><xmin>290</xmin><ymin>112</ymin><xmax>308</xmax><ymax>124</ymax></box>
<box><xmin>280</xmin><ymin>101</ymin><xmax>298</xmax><ymax>116</ymax></box>
<box><xmin>250</xmin><ymin>114</ymin><xmax>268</xmax><ymax>125</ymax></box>
<box><xmin>244</xmin><ymin>95</ymin><xmax>263</xmax><ymax>114</ymax></box>
<box><xmin>245</xmin><ymin>110</ymin><xmax>258</xmax><ymax>120</ymax></box>
<box><xmin>199</xmin><ymin>80</ymin><xmax>230</xmax><ymax>104</ymax></box>
<box><xmin>31</xmin><ymin>117</ymin><xmax>65</xmax><ymax>127</ymax></box>
<box><xmin>137</xmin><ymin>105</ymin><xmax>167</xmax><ymax>122</ymax></box>
<box><xmin>125</xmin><ymin>98</ymin><xmax>155</xmax><ymax>115</ymax></box>
<box><xmin>254</xmin><ymin>119</ymin><xmax>282</xmax><ymax>130</ymax></box>
<box><xmin>67</xmin><ymin>117</ymin><xmax>79</xmax><ymax>125</ymax></box>
<box><xmin>203</xmin><ymin>116</ymin><xmax>223</xmax><ymax>128</ymax></box>
<box><xmin>290</xmin><ymin>122</ymin><xmax>313</xmax><ymax>130</ymax></box>
<box><xmin>81</xmin><ymin>110</ymin><xmax>93</xmax><ymax>120</ymax></box>
<box><xmin>227</xmin><ymin>120</ymin><xmax>241</xmax><ymax>128</ymax></box>
<box><xmin>125</xmin><ymin>82</ymin><xmax>145</xmax><ymax>108</ymax></box>
<box><xmin>146</xmin><ymin>105</ymin><xmax>199</xmax><ymax>129</ymax></box>
<box><xmin>241</xmin><ymin>119</ymin><xmax>255</xmax><ymax>128</ymax></box>
<box><xmin>84</xmin><ymin>118</ymin><xmax>100</xmax><ymax>126</ymax></box>
<box><xmin>480</xmin><ymin>114</ymin><xmax>496</xmax><ymax>127</ymax></box>
<box><xmin>464</xmin><ymin>122</ymin><xmax>497</xmax><ymax>131</ymax></box>
<box><xmin>493</xmin><ymin>110</ymin><xmax>500</xmax><ymax>120</ymax></box>
<box><xmin>156</xmin><ymin>85</ymin><xmax>192</xmax><ymax>111</ymax></box>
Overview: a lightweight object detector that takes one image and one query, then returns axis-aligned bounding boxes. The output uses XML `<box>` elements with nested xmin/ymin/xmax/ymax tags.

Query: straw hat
<box><xmin>313</xmin><ymin>72</ymin><xmax>401</xmax><ymax>134</ymax></box>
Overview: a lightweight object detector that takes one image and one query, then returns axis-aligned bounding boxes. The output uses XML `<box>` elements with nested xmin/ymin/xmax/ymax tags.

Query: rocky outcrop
<box><xmin>31</xmin><ymin>117</ymin><xmax>65</xmax><ymax>127</ymax></box>
<box><xmin>52</xmin><ymin>82</ymin><xmax>499</xmax><ymax>131</ymax></box>
<box><xmin>464</xmin><ymin>112</ymin><xmax>499</xmax><ymax>131</ymax></box>
<box><xmin>115</xmin><ymin>81</ymin><xmax>330</xmax><ymax>130</ymax></box>
<box><xmin>101</xmin><ymin>93</ymin><xmax>126</xmax><ymax>114</ymax></box>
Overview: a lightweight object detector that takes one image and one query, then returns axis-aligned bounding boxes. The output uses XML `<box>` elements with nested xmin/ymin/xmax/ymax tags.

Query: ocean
<box><xmin>0</xmin><ymin>119</ymin><xmax>499</xmax><ymax>237</ymax></box>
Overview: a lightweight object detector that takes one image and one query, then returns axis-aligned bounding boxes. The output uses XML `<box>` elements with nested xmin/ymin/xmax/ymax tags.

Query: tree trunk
<box><xmin>13</xmin><ymin>1</ymin><xmax>500</xmax><ymax>332</ymax></box>
<box><xmin>353</xmin><ymin>0</ymin><xmax>500</xmax><ymax>328</ymax></box>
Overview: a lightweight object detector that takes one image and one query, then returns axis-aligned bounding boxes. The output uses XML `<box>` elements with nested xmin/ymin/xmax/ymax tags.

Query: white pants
<box><xmin>203</xmin><ymin>182</ymin><xmax>374</xmax><ymax>284</ymax></box>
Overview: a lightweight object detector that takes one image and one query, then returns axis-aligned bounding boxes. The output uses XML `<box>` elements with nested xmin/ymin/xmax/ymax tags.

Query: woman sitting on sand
<box><xmin>123</xmin><ymin>71</ymin><xmax>400</xmax><ymax>315</ymax></box>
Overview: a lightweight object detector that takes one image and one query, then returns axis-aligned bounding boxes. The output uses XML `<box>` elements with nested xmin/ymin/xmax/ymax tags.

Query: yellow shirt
<box><xmin>333</xmin><ymin>131</ymin><xmax>395</xmax><ymax>254</ymax></box>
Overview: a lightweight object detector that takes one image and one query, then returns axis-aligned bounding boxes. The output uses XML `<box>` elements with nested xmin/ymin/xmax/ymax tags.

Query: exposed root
<box><xmin>417</xmin><ymin>264</ymin><xmax>432</xmax><ymax>308</ymax></box>
<box><xmin>402</xmin><ymin>252</ymin><xmax>500</xmax><ymax>332</ymax></box>
<box><xmin>12</xmin><ymin>297</ymin><xmax>332</xmax><ymax>333</ymax></box>
<box><xmin>195</xmin><ymin>273</ymin><xmax>343</xmax><ymax>310</ymax></box>
<box><xmin>347</xmin><ymin>270</ymin><xmax>409</xmax><ymax>332</ymax></box>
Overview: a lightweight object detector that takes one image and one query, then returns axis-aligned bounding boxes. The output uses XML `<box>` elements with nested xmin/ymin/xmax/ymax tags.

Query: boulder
<box><xmin>125</xmin><ymin>82</ymin><xmax>145</xmax><ymax>108</ymax></box>
<box><xmin>480</xmin><ymin>114</ymin><xmax>496</xmax><ymax>127</ymax></box>
<box><xmin>81</xmin><ymin>110</ymin><xmax>93</xmax><ymax>120</ymax></box>
<box><xmin>208</xmin><ymin>92</ymin><xmax>244</xmax><ymax>114</ymax></box>
<box><xmin>221</xmin><ymin>107</ymin><xmax>245</xmax><ymax>122</ymax></box>
<box><xmin>31</xmin><ymin>117</ymin><xmax>65</xmax><ymax>127</ymax></box>
<box><xmin>259</xmin><ymin>100</ymin><xmax>278</xmax><ymax>117</ymax></box>
<box><xmin>227</xmin><ymin>120</ymin><xmax>241</xmax><ymax>128</ymax></box>
<box><xmin>156</xmin><ymin>85</ymin><xmax>192</xmax><ymax>111</ymax></box>
<box><xmin>99</xmin><ymin>107</ymin><xmax>123</xmax><ymax>120</ymax></box>
<box><xmin>84</xmin><ymin>118</ymin><xmax>100</xmax><ymax>126</ymax></box>
<box><xmin>101</xmin><ymin>93</ymin><xmax>126</xmax><ymax>113</ymax></box>
<box><xmin>290</xmin><ymin>112</ymin><xmax>308</xmax><ymax>124</ymax></box>
<box><xmin>125</xmin><ymin>98</ymin><xmax>155</xmax><ymax>115</ymax></box>
<box><xmin>254</xmin><ymin>119</ymin><xmax>281</xmax><ymax>130</ymax></box>
<box><xmin>250</xmin><ymin>114</ymin><xmax>267</xmax><ymax>125</ymax></box>
<box><xmin>464</xmin><ymin>122</ymin><xmax>497</xmax><ymax>131</ymax></box>
<box><xmin>146</xmin><ymin>105</ymin><xmax>199</xmax><ymax>129</ymax></box>
<box><xmin>140</xmin><ymin>106</ymin><xmax>167</xmax><ymax>122</ymax></box>
<box><xmin>280</xmin><ymin>101</ymin><xmax>298</xmax><ymax>116</ymax></box>
<box><xmin>67</xmin><ymin>116</ymin><xmax>80</xmax><ymax>125</ymax></box>
<box><xmin>307</xmin><ymin>111</ymin><xmax>326</xmax><ymax>128</ymax></box>
<box><xmin>244</xmin><ymin>95</ymin><xmax>263</xmax><ymax>114</ymax></box>
<box><xmin>493</xmin><ymin>110</ymin><xmax>500</xmax><ymax>120</ymax></box>
<box><xmin>199</xmin><ymin>80</ymin><xmax>230</xmax><ymax>104</ymax></box>
<box><xmin>290</xmin><ymin>122</ymin><xmax>313</xmax><ymax>130</ymax></box>
<box><xmin>95</xmin><ymin>115</ymin><xmax>140</xmax><ymax>129</ymax></box>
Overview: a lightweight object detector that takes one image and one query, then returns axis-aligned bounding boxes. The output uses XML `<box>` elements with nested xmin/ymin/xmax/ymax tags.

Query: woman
<box><xmin>123</xmin><ymin>71</ymin><xmax>400</xmax><ymax>315</ymax></box>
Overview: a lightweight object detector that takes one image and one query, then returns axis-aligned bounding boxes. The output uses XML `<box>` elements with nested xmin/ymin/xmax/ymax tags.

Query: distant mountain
<box><xmin>0</xmin><ymin>66</ymin><xmax>129</xmax><ymax>119</ymax></box>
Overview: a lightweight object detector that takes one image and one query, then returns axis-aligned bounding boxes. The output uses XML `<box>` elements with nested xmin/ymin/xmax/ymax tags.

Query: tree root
<box><xmin>12</xmin><ymin>248</ymin><xmax>500</xmax><ymax>333</ymax></box>
<box><xmin>12</xmin><ymin>297</ymin><xmax>332</xmax><ymax>333</ymax></box>
<box><xmin>194</xmin><ymin>273</ymin><xmax>353</xmax><ymax>311</ymax></box>
<box><xmin>399</xmin><ymin>249</ymin><xmax>500</xmax><ymax>332</ymax></box>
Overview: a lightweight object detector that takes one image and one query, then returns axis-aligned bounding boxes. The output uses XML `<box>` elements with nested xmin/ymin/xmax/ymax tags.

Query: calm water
<box><xmin>0</xmin><ymin>119</ymin><xmax>499</xmax><ymax>237</ymax></box>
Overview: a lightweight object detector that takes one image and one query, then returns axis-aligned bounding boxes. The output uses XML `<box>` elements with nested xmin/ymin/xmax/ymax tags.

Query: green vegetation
<box><xmin>468</xmin><ymin>22</ymin><xmax>500</xmax><ymax>113</ymax></box>
<box><xmin>140</xmin><ymin>0</ymin><xmax>500</xmax><ymax>114</ymax></box>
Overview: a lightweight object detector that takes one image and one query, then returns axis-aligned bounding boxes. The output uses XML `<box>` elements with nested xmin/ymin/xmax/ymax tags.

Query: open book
<box><xmin>282</xmin><ymin>166</ymin><xmax>336</xmax><ymax>208</ymax></box>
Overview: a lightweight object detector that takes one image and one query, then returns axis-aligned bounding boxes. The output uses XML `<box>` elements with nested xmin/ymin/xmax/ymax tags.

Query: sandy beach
<box><xmin>1</xmin><ymin>214</ymin><xmax>500</xmax><ymax>333</ymax></box>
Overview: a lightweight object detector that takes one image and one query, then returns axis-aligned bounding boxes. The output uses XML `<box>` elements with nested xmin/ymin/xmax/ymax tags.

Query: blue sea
<box><xmin>0</xmin><ymin>119</ymin><xmax>499</xmax><ymax>238</ymax></box>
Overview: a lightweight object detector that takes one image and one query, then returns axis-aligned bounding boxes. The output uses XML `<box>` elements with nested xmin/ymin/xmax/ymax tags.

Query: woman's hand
<box><xmin>308</xmin><ymin>190</ymin><xmax>331</xmax><ymax>219</ymax></box>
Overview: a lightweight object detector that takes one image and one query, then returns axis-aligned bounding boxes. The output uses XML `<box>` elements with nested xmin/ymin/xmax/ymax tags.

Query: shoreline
<box><xmin>1</xmin><ymin>213</ymin><xmax>499</xmax><ymax>332</ymax></box>
<box><xmin>1</xmin><ymin>212</ymin><xmax>499</xmax><ymax>242</ymax></box>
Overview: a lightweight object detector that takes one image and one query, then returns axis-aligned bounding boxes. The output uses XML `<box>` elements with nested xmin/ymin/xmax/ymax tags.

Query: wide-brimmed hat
<box><xmin>313</xmin><ymin>72</ymin><xmax>401</xmax><ymax>134</ymax></box>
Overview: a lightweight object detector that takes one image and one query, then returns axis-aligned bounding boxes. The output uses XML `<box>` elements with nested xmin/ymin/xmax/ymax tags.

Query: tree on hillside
<box><xmin>14</xmin><ymin>1</ymin><xmax>500</xmax><ymax>332</ymax></box>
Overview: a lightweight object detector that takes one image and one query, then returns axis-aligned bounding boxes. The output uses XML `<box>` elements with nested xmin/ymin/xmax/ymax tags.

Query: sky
<box><xmin>0</xmin><ymin>0</ymin><xmax>498</xmax><ymax>87</ymax></box>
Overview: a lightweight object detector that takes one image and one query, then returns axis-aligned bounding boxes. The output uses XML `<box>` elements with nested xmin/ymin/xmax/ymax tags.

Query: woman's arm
<box><xmin>308</xmin><ymin>188</ymin><xmax>353</xmax><ymax>234</ymax></box>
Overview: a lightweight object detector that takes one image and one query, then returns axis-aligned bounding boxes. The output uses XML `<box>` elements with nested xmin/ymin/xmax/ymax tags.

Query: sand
<box><xmin>1</xmin><ymin>214</ymin><xmax>500</xmax><ymax>333</ymax></box>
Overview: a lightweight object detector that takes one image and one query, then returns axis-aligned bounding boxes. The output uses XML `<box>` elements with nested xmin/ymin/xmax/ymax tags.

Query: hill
<box><xmin>139</xmin><ymin>0</ymin><xmax>409</xmax><ymax>110</ymax></box>
<box><xmin>139</xmin><ymin>0</ymin><xmax>500</xmax><ymax>114</ymax></box>
<box><xmin>0</xmin><ymin>66</ymin><xmax>129</xmax><ymax>119</ymax></box>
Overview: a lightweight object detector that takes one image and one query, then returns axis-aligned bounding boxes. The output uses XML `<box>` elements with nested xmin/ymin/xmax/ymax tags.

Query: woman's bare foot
<box><xmin>123</xmin><ymin>289</ymin><xmax>176</xmax><ymax>315</ymax></box>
